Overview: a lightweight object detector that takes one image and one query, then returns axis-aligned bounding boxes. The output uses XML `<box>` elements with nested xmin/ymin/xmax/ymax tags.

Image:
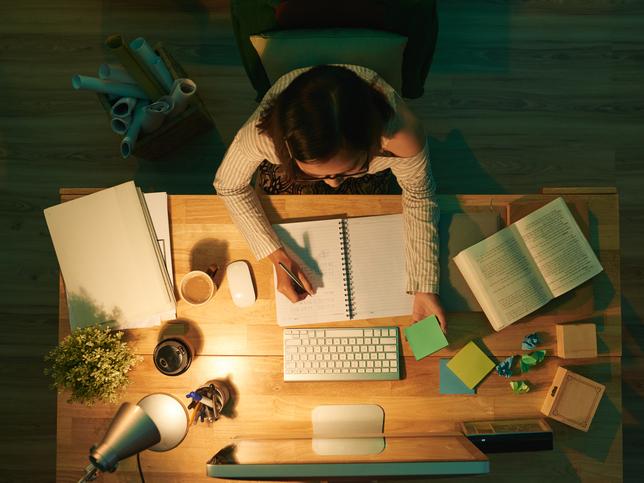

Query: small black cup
<box><xmin>153</xmin><ymin>338</ymin><xmax>192</xmax><ymax>376</ymax></box>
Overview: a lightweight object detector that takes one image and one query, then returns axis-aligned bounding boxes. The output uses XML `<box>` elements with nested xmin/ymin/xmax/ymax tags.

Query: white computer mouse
<box><xmin>226</xmin><ymin>260</ymin><xmax>256</xmax><ymax>308</ymax></box>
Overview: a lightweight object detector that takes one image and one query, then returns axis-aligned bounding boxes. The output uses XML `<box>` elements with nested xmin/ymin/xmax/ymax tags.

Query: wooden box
<box><xmin>98</xmin><ymin>43</ymin><xmax>214</xmax><ymax>159</ymax></box>
<box><xmin>540</xmin><ymin>367</ymin><xmax>605</xmax><ymax>431</ymax></box>
<box><xmin>556</xmin><ymin>322</ymin><xmax>597</xmax><ymax>358</ymax></box>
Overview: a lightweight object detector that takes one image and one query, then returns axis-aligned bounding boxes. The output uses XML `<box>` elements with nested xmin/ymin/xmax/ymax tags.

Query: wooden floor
<box><xmin>0</xmin><ymin>0</ymin><xmax>642</xmax><ymax>481</ymax></box>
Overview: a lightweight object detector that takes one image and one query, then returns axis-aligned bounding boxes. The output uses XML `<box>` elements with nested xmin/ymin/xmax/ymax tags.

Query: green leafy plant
<box><xmin>44</xmin><ymin>325</ymin><xmax>141</xmax><ymax>406</ymax></box>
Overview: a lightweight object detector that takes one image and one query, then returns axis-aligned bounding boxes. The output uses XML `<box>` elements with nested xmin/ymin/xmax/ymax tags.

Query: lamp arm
<box><xmin>78</xmin><ymin>463</ymin><xmax>100</xmax><ymax>483</ymax></box>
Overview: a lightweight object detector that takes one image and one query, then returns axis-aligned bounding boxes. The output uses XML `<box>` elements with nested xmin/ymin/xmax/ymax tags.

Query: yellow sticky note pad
<box><xmin>446</xmin><ymin>341</ymin><xmax>495</xmax><ymax>389</ymax></box>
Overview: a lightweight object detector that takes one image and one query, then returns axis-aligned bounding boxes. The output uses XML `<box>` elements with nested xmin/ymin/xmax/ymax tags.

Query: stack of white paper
<box><xmin>44</xmin><ymin>181</ymin><xmax>176</xmax><ymax>330</ymax></box>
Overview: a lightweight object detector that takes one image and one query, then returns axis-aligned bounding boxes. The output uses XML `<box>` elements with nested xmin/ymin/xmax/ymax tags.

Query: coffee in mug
<box><xmin>180</xmin><ymin>265</ymin><xmax>218</xmax><ymax>306</ymax></box>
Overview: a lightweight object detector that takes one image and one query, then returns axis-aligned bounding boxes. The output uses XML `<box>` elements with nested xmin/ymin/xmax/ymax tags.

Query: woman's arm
<box><xmin>214</xmin><ymin>128</ymin><xmax>283</xmax><ymax>259</ymax></box>
<box><xmin>385</xmin><ymin>99</ymin><xmax>447</xmax><ymax>332</ymax></box>
<box><xmin>213</xmin><ymin>126</ymin><xmax>312</xmax><ymax>302</ymax></box>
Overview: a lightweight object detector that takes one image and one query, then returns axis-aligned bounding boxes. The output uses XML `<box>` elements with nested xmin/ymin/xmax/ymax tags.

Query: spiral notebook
<box><xmin>273</xmin><ymin>214</ymin><xmax>413</xmax><ymax>326</ymax></box>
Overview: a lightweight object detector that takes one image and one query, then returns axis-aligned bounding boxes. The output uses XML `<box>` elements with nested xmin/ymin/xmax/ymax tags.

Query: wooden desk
<box><xmin>56</xmin><ymin>192</ymin><xmax>622</xmax><ymax>482</ymax></box>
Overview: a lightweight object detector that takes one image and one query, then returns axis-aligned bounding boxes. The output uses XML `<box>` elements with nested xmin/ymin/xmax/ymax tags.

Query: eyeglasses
<box><xmin>285</xmin><ymin>139</ymin><xmax>370</xmax><ymax>183</ymax></box>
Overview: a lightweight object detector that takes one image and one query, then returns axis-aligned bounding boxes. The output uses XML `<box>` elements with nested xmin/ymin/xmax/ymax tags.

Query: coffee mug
<box><xmin>180</xmin><ymin>264</ymin><xmax>218</xmax><ymax>306</ymax></box>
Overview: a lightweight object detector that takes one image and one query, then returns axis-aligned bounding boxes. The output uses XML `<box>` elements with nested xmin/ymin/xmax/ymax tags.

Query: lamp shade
<box><xmin>138</xmin><ymin>393</ymin><xmax>189</xmax><ymax>451</ymax></box>
<box><xmin>90</xmin><ymin>403</ymin><xmax>160</xmax><ymax>472</ymax></box>
<box><xmin>83</xmin><ymin>393</ymin><xmax>189</xmax><ymax>481</ymax></box>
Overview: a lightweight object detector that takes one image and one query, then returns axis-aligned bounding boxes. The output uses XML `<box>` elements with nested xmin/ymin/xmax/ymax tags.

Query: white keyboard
<box><xmin>283</xmin><ymin>327</ymin><xmax>401</xmax><ymax>381</ymax></box>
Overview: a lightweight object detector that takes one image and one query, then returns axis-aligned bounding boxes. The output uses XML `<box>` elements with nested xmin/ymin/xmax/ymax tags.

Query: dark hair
<box><xmin>257</xmin><ymin>65</ymin><xmax>395</xmax><ymax>180</ymax></box>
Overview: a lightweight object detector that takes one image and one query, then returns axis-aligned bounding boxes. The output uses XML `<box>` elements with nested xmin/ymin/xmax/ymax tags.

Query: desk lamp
<box><xmin>78</xmin><ymin>393</ymin><xmax>188</xmax><ymax>482</ymax></box>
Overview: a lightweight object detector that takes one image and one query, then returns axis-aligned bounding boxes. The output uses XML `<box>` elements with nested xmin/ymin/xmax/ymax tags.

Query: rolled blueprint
<box><xmin>121</xmin><ymin>101</ymin><xmax>149</xmax><ymax>159</ymax></box>
<box><xmin>72</xmin><ymin>75</ymin><xmax>149</xmax><ymax>99</ymax></box>
<box><xmin>130</xmin><ymin>37</ymin><xmax>173</xmax><ymax>94</ymax></box>
<box><xmin>105</xmin><ymin>34</ymin><xmax>164</xmax><ymax>100</ymax></box>
<box><xmin>129</xmin><ymin>37</ymin><xmax>159</xmax><ymax>65</ymax></box>
<box><xmin>110</xmin><ymin>97</ymin><xmax>137</xmax><ymax>118</ymax></box>
<box><xmin>98</xmin><ymin>63</ymin><xmax>136</xmax><ymax>85</ymax></box>
<box><xmin>169</xmin><ymin>78</ymin><xmax>197</xmax><ymax>117</ymax></box>
<box><xmin>140</xmin><ymin>97</ymin><xmax>173</xmax><ymax>133</ymax></box>
<box><xmin>111</xmin><ymin>115</ymin><xmax>131</xmax><ymax>135</ymax></box>
<box><xmin>151</xmin><ymin>57</ymin><xmax>174</xmax><ymax>93</ymax></box>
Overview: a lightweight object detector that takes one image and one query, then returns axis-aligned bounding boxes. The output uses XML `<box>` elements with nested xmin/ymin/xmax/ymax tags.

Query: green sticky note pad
<box><xmin>447</xmin><ymin>341</ymin><xmax>495</xmax><ymax>389</ymax></box>
<box><xmin>404</xmin><ymin>315</ymin><xmax>448</xmax><ymax>360</ymax></box>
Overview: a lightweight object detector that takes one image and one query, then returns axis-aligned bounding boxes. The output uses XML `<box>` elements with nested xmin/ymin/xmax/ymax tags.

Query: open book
<box><xmin>453</xmin><ymin>197</ymin><xmax>602</xmax><ymax>331</ymax></box>
<box><xmin>273</xmin><ymin>214</ymin><xmax>413</xmax><ymax>326</ymax></box>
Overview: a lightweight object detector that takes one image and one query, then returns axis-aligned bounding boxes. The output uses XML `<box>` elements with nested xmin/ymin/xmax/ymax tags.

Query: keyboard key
<box><xmin>330</xmin><ymin>329</ymin><xmax>364</xmax><ymax>338</ymax></box>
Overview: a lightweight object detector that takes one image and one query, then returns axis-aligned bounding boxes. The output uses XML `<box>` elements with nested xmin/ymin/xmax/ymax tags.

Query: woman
<box><xmin>214</xmin><ymin>64</ymin><xmax>446</xmax><ymax>332</ymax></box>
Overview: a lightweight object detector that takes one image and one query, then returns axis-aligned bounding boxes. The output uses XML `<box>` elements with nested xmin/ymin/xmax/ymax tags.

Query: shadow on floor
<box><xmin>429</xmin><ymin>129</ymin><xmax>506</xmax><ymax>194</ymax></box>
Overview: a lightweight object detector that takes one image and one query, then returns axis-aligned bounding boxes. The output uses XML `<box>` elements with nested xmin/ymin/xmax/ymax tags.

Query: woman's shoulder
<box><xmin>381</xmin><ymin>97</ymin><xmax>426</xmax><ymax>158</ymax></box>
<box><xmin>233</xmin><ymin>116</ymin><xmax>277</xmax><ymax>160</ymax></box>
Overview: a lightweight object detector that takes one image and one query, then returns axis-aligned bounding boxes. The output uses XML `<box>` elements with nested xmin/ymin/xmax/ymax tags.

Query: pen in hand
<box><xmin>278</xmin><ymin>262</ymin><xmax>313</xmax><ymax>296</ymax></box>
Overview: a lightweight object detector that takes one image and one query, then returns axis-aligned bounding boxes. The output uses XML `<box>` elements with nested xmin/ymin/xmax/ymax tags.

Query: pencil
<box><xmin>278</xmin><ymin>262</ymin><xmax>313</xmax><ymax>296</ymax></box>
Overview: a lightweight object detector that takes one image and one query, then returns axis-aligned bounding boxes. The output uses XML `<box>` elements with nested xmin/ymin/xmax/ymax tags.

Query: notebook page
<box><xmin>346</xmin><ymin>214</ymin><xmax>413</xmax><ymax>318</ymax></box>
<box><xmin>273</xmin><ymin>219</ymin><xmax>348</xmax><ymax>326</ymax></box>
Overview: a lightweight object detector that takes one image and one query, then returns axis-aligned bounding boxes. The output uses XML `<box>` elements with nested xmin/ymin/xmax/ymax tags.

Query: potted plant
<box><xmin>44</xmin><ymin>325</ymin><xmax>141</xmax><ymax>406</ymax></box>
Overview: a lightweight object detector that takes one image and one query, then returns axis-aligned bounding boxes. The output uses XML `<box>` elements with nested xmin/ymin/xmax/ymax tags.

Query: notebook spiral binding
<box><xmin>339</xmin><ymin>219</ymin><xmax>355</xmax><ymax>319</ymax></box>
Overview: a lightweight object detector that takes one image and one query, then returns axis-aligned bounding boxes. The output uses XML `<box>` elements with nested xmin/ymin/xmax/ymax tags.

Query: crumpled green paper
<box><xmin>520</xmin><ymin>350</ymin><xmax>546</xmax><ymax>373</ymax></box>
<box><xmin>510</xmin><ymin>380</ymin><xmax>530</xmax><ymax>394</ymax></box>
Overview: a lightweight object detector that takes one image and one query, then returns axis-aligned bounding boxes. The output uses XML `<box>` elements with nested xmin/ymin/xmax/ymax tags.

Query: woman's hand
<box><xmin>412</xmin><ymin>292</ymin><xmax>447</xmax><ymax>334</ymax></box>
<box><xmin>268</xmin><ymin>248</ymin><xmax>315</xmax><ymax>303</ymax></box>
